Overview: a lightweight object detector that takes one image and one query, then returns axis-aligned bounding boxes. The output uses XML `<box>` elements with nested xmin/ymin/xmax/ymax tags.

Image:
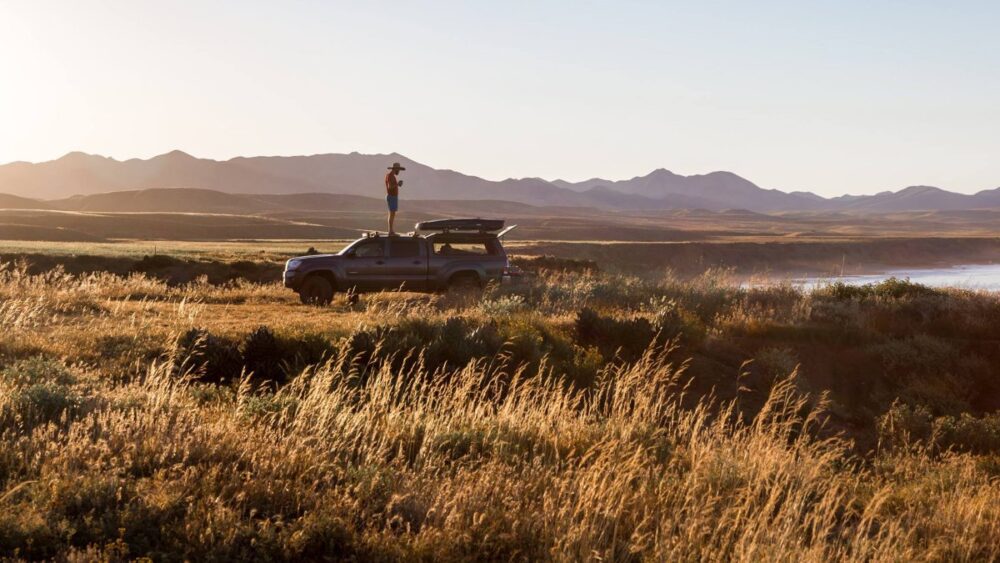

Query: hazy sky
<box><xmin>2</xmin><ymin>1</ymin><xmax>998</xmax><ymax>196</ymax></box>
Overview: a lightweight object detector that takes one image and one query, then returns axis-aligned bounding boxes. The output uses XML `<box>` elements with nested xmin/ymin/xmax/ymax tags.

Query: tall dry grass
<box><xmin>3</xmin><ymin>348</ymin><xmax>999</xmax><ymax>560</ymax></box>
<box><xmin>1</xmin><ymin>259</ymin><xmax>1000</xmax><ymax>560</ymax></box>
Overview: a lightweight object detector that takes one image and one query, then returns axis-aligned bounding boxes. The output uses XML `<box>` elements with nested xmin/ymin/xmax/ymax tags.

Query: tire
<box><xmin>448</xmin><ymin>272</ymin><xmax>482</xmax><ymax>293</ymax></box>
<box><xmin>299</xmin><ymin>276</ymin><xmax>334</xmax><ymax>305</ymax></box>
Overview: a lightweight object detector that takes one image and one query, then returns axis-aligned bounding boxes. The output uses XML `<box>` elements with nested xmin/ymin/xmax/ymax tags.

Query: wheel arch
<box><xmin>303</xmin><ymin>269</ymin><xmax>339</xmax><ymax>290</ymax></box>
<box><xmin>446</xmin><ymin>268</ymin><xmax>484</xmax><ymax>286</ymax></box>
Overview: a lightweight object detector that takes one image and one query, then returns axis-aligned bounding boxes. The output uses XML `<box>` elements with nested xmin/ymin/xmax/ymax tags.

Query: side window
<box><xmin>353</xmin><ymin>240</ymin><xmax>384</xmax><ymax>258</ymax></box>
<box><xmin>433</xmin><ymin>241</ymin><xmax>492</xmax><ymax>256</ymax></box>
<box><xmin>390</xmin><ymin>239</ymin><xmax>422</xmax><ymax>258</ymax></box>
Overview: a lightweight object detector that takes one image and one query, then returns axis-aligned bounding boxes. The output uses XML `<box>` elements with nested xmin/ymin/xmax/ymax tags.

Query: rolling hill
<box><xmin>0</xmin><ymin>193</ymin><xmax>50</xmax><ymax>210</ymax></box>
<box><xmin>1</xmin><ymin>186</ymin><xmax>998</xmax><ymax>243</ymax></box>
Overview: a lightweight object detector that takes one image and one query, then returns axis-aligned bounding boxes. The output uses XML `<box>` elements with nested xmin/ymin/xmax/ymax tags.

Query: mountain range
<box><xmin>1</xmin><ymin>150</ymin><xmax>998</xmax><ymax>213</ymax></box>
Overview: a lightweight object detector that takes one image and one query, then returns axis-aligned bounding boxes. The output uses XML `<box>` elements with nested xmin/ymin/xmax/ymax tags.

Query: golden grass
<box><xmin>0</xmin><ymin>238</ymin><xmax>354</xmax><ymax>261</ymax></box>
<box><xmin>1</xmin><ymin>260</ymin><xmax>999</xmax><ymax>560</ymax></box>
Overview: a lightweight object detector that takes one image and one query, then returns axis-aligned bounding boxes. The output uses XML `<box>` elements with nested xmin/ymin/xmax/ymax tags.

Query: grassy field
<box><xmin>0</xmin><ymin>239</ymin><xmax>351</xmax><ymax>261</ymax></box>
<box><xmin>2</xmin><ymin>235</ymin><xmax>999</xmax><ymax>283</ymax></box>
<box><xmin>1</xmin><ymin>245</ymin><xmax>1000</xmax><ymax>560</ymax></box>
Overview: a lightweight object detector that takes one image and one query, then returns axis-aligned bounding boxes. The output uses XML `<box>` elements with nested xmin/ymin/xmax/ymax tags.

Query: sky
<box><xmin>1</xmin><ymin>0</ymin><xmax>998</xmax><ymax>196</ymax></box>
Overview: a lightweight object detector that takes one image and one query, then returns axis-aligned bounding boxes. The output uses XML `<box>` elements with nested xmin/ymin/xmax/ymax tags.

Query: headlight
<box><xmin>285</xmin><ymin>259</ymin><xmax>303</xmax><ymax>271</ymax></box>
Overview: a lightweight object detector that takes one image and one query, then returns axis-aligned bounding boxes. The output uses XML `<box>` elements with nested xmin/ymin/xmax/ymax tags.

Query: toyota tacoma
<box><xmin>283</xmin><ymin>218</ymin><xmax>519</xmax><ymax>304</ymax></box>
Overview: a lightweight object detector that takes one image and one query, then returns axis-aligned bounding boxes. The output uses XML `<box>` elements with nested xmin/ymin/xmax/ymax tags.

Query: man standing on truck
<box><xmin>385</xmin><ymin>162</ymin><xmax>405</xmax><ymax>235</ymax></box>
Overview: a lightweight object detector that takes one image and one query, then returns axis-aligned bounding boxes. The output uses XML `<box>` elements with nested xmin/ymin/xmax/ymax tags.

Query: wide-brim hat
<box><xmin>388</xmin><ymin>162</ymin><xmax>406</xmax><ymax>170</ymax></box>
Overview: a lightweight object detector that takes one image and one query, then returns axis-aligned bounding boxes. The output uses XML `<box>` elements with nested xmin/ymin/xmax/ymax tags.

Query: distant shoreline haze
<box><xmin>0</xmin><ymin>151</ymin><xmax>998</xmax><ymax>213</ymax></box>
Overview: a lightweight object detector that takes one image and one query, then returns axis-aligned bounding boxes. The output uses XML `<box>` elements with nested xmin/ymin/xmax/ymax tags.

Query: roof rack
<box><xmin>362</xmin><ymin>231</ymin><xmax>417</xmax><ymax>238</ymax></box>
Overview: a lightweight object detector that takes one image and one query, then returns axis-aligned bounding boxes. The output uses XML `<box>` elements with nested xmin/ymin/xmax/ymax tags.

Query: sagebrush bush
<box><xmin>870</xmin><ymin>334</ymin><xmax>957</xmax><ymax>378</ymax></box>
<box><xmin>879</xmin><ymin>401</ymin><xmax>1000</xmax><ymax>455</ymax></box>
<box><xmin>575</xmin><ymin>307</ymin><xmax>657</xmax><ymax>361</ymax></box>
<box><xmin>753</xmin><ymin>346</ymin><xmax>799</xmax><ymax>385</ymax></box>
<box><xmin>478</xmin><ymin>294</ymin><xmax>527</xmax><ymax>317</ymax></box>
<box><xmin>647</xmin><ymin>296</ymin><xmax>707</xmax><ymax>344</ymax></box>
<box><xmin>4</xmin><ymin>382</ymin><xmax>82</xmax><ymax>426</ymax></box>
<box><xmin>1</xmin><ymin>356</ymin><xmax>76</xmax><ymax>387</ymax></box>
<box><xmin>0</xmin><ymin>356</ymin><xmax>83</xmax><ymax>430</ymax></box>
<box><xmin>175</xmin><ymin>328</ymin><xmax>243</xmax><ymax>384</ymax></box>
<box><xmin>240</xmin><ymin>326</ymin><xmax>287</xmax><ymax>385</ymax></box>
<box><xmin>820</xmin><ymin>277</ymin><xmax>940</xmax><ymax>300</ymax></box>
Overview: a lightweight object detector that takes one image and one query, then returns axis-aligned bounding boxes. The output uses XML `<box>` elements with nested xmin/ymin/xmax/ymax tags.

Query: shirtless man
<box><xmin>385</xmin><ymin>162</ymin><xmax>405</xmax><ymax>234</ymax></box>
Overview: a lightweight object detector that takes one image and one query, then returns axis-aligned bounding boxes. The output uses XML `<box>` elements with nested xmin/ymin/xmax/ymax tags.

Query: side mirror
<box><xmin>345</xmin><ymin>251</ymin><xmax>356</xmax><ymax>258</ymax></box>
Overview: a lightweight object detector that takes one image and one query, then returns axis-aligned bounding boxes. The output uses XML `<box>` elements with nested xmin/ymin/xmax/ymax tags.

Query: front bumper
<box><xmin>283</xmin><ymin>270</ymin><xmax>303</xmax><ymax>289</ymax></box>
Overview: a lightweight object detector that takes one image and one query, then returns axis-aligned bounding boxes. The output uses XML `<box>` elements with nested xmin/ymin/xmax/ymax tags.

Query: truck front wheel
<box><xmin>299</xmin><ymin>276</ymin><xmax>334</xmax><ymax>305</ymax></box>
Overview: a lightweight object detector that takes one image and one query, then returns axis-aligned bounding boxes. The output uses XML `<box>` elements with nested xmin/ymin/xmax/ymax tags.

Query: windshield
<box><xmin>339</xmin><ymin>237</ymin><xmax>417</xmax><ymax>257</ymax></box>
<box><xmin>338</xmin><ymin>239</ymin><xmax>363</xmax><ymax>255</ymax></box>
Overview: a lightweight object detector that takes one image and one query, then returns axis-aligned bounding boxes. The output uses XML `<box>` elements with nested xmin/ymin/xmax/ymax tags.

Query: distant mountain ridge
<box><xmin>0</xmin><ymin>151</ymin><xmax>997</xmax><ymax>213</ymax></box>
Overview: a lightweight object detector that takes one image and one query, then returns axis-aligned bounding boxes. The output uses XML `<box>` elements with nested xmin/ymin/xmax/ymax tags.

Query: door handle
<box><xmin>375</xmin><ymin>260</ymin><xmax>385</xmax><ymax>265</ymax></box>
<box><xmin>412</xmin><ymin>260</ymin><xmax>421</xmax><ymax>265</ymax></box>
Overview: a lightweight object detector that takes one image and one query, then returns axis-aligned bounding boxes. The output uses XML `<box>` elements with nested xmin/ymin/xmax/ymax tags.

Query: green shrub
<box><xmin>876</xmin><ymin>401</ymin><xmax>934</xmax><ymax>449</ymax></box>
<box><xmin>175</xmin><ymin>328</ymin><xmax>242</xmax><ymax>384</ymax></box>
<box><xmin>1</xmin><ymin>356</ymin><xmax>76</xmax><ymax>386</ymax></box>
<box><xmin>479</xmin><ymin>294</ymin><xmax>527</xmax><ymax>317</ymax></box>
<box><xmin>0</xmin><ymin>507</ymin><xmax>64</xmax><ymax>560</ymax></box>
<box><xmin>277</xmin><ymin>332</ymin><xmax>338</xmax><ymax>375</ymax></box>
<box><xmin>808</xmin><ymin>297</ymin><xmax>862</xmax><ymax>328</ymax></box>
<box><xmin>869</xmin><ymin>335</ymin><xmax>956</xmax><ymax>378</ymax></box>
<box><xmin>500</xmin><ymin>318</ymin><xmax>546</xmax><ymax>369</ymax></box>
<box><xmin>230</xmin><ymin>260</ymin><xmax>259</xmax><ymax>272</ymax></box>
<box><xmin>685</xmin><ymin>271</ymin><xmax>741</xmax><ymax>319</ymax></box>
<box><xmin>344</xmin><ymin>327</ymin><xmax>378</xmax><ymax>369</ymax></box>
<box><xmin>756</xmin><ymin>347</ymin><xmax>799</xmax><ymax>379</ymax></box>
<box><xmin>240</xmin><ymin>326</ymin><xmax>287</xmax><ymax>385</ymax></box>
<box><xmin>131</xmin><ymin>253</ymin><xmax>180</xmax><ymax>272</ymax></box>
<box><xmin>648</xmin><ymin>297</ymin><xmax>706</xmax><ymax>345</ymax></box>
<box><xmin>574</xmin><ymin>308</ymin><xmax>656</xmax><ymax>361</ymax></box>
<box><xmin>511</xmin><ymin>255</ymin><xmax>598</xmax><ymax>274</ymax></box>
<box><xmin>878</xmin><ymin>402</ymin><xmax>1000</xmax><ymax>454</ymax></box>
<box><xmin>341</xmin><ymin>317</ymin><xmax>512</xmax><ymax>378</ymax></box>
<box><xmin>934</xmin><ymin>413</ymin><xmax>1000</xmax><ymax>454</ymax></box>
<box><xmin>178</xmin><ymin>327</ymin><xmax>334</xmax><ymax>386</ymax></box>
<box><xmin>8</xmin><ymin>383</ymin><xmax>82</xmax><ymax>423</ymax></box>
<box><xmin>565</xmin><ymin>345</ymin><xmax>605</xmax><ymax>389</ymax></box>
<box><xmin>820</xmin><ymin>277</ymin><xmax>939</xmax><ymax>301</ymax></box>
<box><xmin>0</xmin><ymin>357</ymin><xmax>82</xmax><ymax>428</ymax></box>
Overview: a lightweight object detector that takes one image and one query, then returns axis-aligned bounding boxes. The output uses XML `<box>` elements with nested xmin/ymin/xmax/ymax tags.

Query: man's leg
<box><xmin>388</xmin><ymin>211</ymin><xmax>396</xmax><ymax>234</ymax></box>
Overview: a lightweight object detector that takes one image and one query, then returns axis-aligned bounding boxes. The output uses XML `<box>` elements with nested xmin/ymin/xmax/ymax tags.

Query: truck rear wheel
<box><xmin>299</xmin><ymin>276</ymin><xmax>334</xmax><ymax>305</ymax></box>
<box><xmin>448</xmin><ymin>272</ymin><xmax>482</xmax><ymax>293</ymax></box>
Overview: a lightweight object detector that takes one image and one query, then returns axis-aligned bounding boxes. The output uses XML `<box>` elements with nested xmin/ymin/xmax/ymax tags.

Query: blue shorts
<box><xmin>386</xmin><ymin>195</ymin><xmax>399</xmax><ymax>212</ymax></box>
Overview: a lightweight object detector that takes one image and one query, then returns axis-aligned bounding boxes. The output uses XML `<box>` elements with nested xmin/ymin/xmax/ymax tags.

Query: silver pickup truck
<box><xmin>283</xmin><ymin>219</ymin><xmax>518</xmax><ymax>304</ymax></box>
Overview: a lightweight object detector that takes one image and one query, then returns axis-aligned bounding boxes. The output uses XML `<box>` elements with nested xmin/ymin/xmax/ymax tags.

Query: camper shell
<box><xmin>415</xmin><ymin>218</ymin><xmax>507</xmax><ymax>233</ymax></box>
